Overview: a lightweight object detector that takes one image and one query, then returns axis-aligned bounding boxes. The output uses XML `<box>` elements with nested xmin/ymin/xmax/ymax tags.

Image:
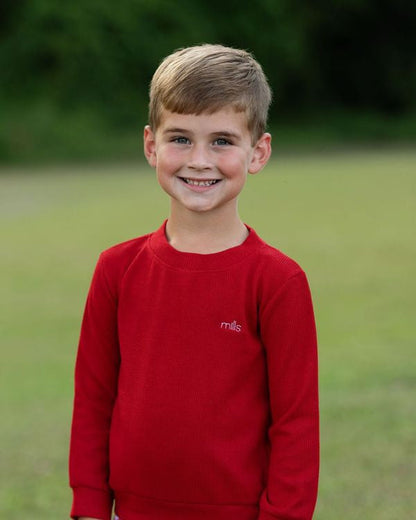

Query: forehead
<box><xmin>157</xmin><ymin>107</ymin><xmax>250</xmax><ymax>135</ymax></box>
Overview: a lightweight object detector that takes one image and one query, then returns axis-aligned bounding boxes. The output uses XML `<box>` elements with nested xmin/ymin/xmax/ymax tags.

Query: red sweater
<box><xmin>69</xmin><ymin>222</ymin><xmax>319</xmax><ymax>520</ymax></box>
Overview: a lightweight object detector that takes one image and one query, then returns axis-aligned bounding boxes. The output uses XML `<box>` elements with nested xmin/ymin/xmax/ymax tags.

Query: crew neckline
<box><xmin>148</xmin><ymin>220</ymin><xmax>263</xmax><ymax>271</ymax></box>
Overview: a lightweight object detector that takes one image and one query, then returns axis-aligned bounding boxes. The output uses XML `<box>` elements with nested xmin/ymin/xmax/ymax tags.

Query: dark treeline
<box><xmin>1</xmin><ymin>0</ymin><xmax>415</xmax><ymax>161</ymax></box>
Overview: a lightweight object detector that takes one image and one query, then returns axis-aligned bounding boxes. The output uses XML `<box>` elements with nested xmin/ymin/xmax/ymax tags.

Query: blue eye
<box><xmin>214</xmin><ymin>138</ymin><xmax>231</xmax><ymax>146</ymax></box>
<box><xmin>173</xmin><ymin>136</ymin><xmax>190</xmax><ymax>144</ymax></box>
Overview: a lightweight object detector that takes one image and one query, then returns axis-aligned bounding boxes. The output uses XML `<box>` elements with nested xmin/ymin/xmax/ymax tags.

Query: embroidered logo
<box><xmin>220</xmin><ymin>320</ymin><xmax>242</xmax><ymax>332</ymax></box>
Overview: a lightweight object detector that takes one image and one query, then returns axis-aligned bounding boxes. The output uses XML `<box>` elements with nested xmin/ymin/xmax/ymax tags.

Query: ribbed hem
<box><xmin>71</xmin><ymin>486</ymin><xmax>113</xmax><ymax>520</ymax></box>
<box><xmin>115</xmin><ymin>491</ymin><xmax>259</xmax><ymax>520</ymax></box>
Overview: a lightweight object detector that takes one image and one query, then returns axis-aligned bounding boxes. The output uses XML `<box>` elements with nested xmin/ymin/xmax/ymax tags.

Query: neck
<box><xmin>165</xmin><ymin>208</ymin><xmax>248</xmax><ymax>254</ymax></box>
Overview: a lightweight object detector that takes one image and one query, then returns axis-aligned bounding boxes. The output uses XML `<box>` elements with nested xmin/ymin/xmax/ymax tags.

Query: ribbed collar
<box><xmin>148</xmin><ymin>220</ymin><xmax>263</xmax><ymax>272</ymax></box>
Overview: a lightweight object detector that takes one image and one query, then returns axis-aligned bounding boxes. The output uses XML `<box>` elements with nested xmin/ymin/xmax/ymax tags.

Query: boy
<box><xmin>69</xmin><ymin>44</ymin><xmax>319</xmax><ymax>520</ymax></box>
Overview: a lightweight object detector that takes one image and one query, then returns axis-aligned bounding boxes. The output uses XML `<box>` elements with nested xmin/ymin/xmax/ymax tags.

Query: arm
<box><xmin>69</xmin><ymin>254</ymin><xmax>120</xmax><ymax>520</ymax></box>
<box><xmin>258</xmin><ymin>272</ymin><xmax>319</xmax><ymax>520</ymax></box>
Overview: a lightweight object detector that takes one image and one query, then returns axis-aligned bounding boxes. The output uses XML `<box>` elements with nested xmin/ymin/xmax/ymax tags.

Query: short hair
<box><xmin>148</xmin><ymin>44</ymin><xmax>272</xmax><ymax>144</ymax></box>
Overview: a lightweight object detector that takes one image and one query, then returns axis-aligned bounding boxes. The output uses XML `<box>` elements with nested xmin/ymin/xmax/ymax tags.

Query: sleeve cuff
<box><xmin>71</xmin><ymin>486</ymin><xmax>113</xmax><ymax>520</ymax></box>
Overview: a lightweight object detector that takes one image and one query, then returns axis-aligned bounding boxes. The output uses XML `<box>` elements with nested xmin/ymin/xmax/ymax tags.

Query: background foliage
<box><xmin>1</xmin><ymin>2</ymin><xmax>415</xmax><ymax>518</ymax></box>
<box><xmin>1</xmin><ymin>0</ymin><xmax>416</xmax><ymax>162</ymax></box>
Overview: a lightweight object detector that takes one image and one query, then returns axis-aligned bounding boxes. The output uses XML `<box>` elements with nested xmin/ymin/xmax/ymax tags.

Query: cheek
<box><xmin>220</xmin><ymin>154</ymin><xmax>249</xmax><ymax>177</ymax></box>
<box><xmin>156</xmin><ymin>147</ymin><xmax>182</xmax><ymax>173</ymax></box>
<box><xmin>155</xmin><ymin>153</ymin><xmax>182</xmax><ymax>191</ymax></box>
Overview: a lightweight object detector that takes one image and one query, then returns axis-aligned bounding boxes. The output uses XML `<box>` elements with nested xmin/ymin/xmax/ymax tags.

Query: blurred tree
<box><xmin>304</xmin><ymin>0</ymin><xmax>416</xmax><ymax>114</ymax></box>
<box><xmin>0</xmin><ymin>0</ymin><xmax>415</xmax><ymax>162</ymax></box>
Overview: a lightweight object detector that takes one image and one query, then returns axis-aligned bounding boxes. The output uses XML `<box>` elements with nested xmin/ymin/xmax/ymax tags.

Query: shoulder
<box><xmin>92</xmin><ymin>232</ymin><xmax>153</xmax><ymax>297</ymax></box>
<box><xmin>248</xmin><ymin>237</ymin><xmax>315</xmax><ymax>324</ymax></box>
<box><xmin>248</xmin><ymin>228</ymin><xmax>304</xmax><ymax>281</ymax></box>
<box><xmin>246</xmin><ymin>228</ymin><xmax>314</xmax><ymax>307</ymax></box>
<box><xmin>100</xmin><ymin>233</ymin><xmax>152</xmax><ymax>266</ymax></box>
<box><xmin>257</xmin><ymin>241</ymin><xmax>302</xmax><ymax>276</ymax></box>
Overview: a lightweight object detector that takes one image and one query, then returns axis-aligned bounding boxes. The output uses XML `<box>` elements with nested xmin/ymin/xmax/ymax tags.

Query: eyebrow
<box><xmin>163</xmin><ymin>127</ymin><xmax>242</xmax><ymax>140</ymax></box>
<box><xmin>211</xmin><ymin>131</ymin><xmax>242</xmax><ymax>140</ymax></box>
<box><xmin>163</xmin><ymin>127</ymin><xmax>190</xmax><ymax>134</ymax></box>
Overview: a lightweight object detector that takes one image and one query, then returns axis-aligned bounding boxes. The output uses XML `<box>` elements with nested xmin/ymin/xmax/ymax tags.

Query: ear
<box><xmin>248</xmin><ymin>133</ymin><xmax>272</xmax><ymax>175</ymax></box>
<box><xmin>144</xmin><ymin>125</ymin><xmax>157</xmax><ymax>168</ymax></box>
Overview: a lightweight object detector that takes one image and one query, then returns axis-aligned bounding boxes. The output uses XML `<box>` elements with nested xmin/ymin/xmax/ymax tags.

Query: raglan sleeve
<box><xmin>258</xmin><ymin>270</ymin><xmax>319</xmax><ymax>520</ymax></box>
<box><xmin>69</xmin><ymin>252</ymin><xmax>120</xmax><ymax>520</ymax></box>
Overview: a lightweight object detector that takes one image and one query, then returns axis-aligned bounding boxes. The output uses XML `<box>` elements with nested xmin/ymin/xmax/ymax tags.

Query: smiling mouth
<box><xmin>180</xmin><ymin>178</ymin><xmax>221</xmax><ymax>187</ymax></box>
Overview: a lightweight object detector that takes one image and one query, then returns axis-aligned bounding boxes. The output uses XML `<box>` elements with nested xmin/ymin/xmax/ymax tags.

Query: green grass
<box><xmin>1</xmin><ymin>148</ymin><xmax>415</xmax><ymax>519</ymax></box>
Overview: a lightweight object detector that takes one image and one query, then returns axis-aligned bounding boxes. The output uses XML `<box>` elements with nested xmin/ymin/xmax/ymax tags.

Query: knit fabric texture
<box><xmin>69</xmin><ymin>222</ymin><xmax>319</xmax><ymax>520</ymax></box>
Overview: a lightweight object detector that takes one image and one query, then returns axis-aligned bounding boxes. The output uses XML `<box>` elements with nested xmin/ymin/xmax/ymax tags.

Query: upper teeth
<box><xmin>183</xmin><ymin>179</ymin><xmax>218</xmax><ymax>186</ymax></box>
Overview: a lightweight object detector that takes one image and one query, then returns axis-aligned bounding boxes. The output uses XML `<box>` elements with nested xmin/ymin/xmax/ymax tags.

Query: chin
<box><xmin>178</xmin><ymin>198</ymin><xmax>220</xmax><ymax>214</ymax></box>
<box><xmin>186</xmin><ymin>205</ymin><xmax>217</xmax><ymax>214</ymax></box>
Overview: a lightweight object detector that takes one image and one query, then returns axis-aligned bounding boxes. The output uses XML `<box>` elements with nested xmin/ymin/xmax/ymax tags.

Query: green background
<box><xmin>1</xmin><ymin>0</ymin><xmax>416</xmax><ymax>163</ymax></box>
<box><xmin>1</xmin><ymin>1</ymin><xmax>415</xmax><ymax>518</ymax></box>
<box><xmin>1</xmin><ymin>151</ymin><xmax>415</xmax><ymax>518</ymax></box>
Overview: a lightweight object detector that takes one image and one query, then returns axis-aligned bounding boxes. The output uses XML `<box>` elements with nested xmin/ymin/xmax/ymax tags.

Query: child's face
<box><xmin>144</xmin><ymin>107</ymin><xmax>271</xmax><ymax>217</ymax></box>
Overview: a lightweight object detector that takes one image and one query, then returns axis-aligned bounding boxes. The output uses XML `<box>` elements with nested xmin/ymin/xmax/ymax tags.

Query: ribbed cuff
<box><xmin>71</xmin><ymin>486</ymin><xmax>113</xmax><ymax>520</ymax></box>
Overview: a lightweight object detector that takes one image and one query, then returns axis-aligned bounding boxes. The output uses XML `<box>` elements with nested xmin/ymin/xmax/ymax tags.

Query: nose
<box><xmin>188</xmin><ymin>143</ymin><xmax>212</xmax><ymax>171</ymax></box>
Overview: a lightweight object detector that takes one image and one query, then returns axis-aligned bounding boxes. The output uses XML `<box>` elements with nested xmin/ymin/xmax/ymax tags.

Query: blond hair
<box><xmin>148</xmin><ymin>44</ymin><xmax>272</xmax><ymax>144</ymax></box>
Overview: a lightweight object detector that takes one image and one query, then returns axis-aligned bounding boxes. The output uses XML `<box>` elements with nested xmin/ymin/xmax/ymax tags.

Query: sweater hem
<box><xmin>71</xmin><ymin>485</ymin><xmax>113</xmax><ymax>520</ymax></box>
<box><xmin>115</xmin><ymin>491</ymin><xmax>259</xmax><ymax>520</ymax></box>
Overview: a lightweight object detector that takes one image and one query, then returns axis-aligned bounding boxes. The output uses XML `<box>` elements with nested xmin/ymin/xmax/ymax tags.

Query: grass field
<box><xmin>1</xmin><ymin>147</ymin><xmax>415</xmax><ymax>519</ymax></box>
